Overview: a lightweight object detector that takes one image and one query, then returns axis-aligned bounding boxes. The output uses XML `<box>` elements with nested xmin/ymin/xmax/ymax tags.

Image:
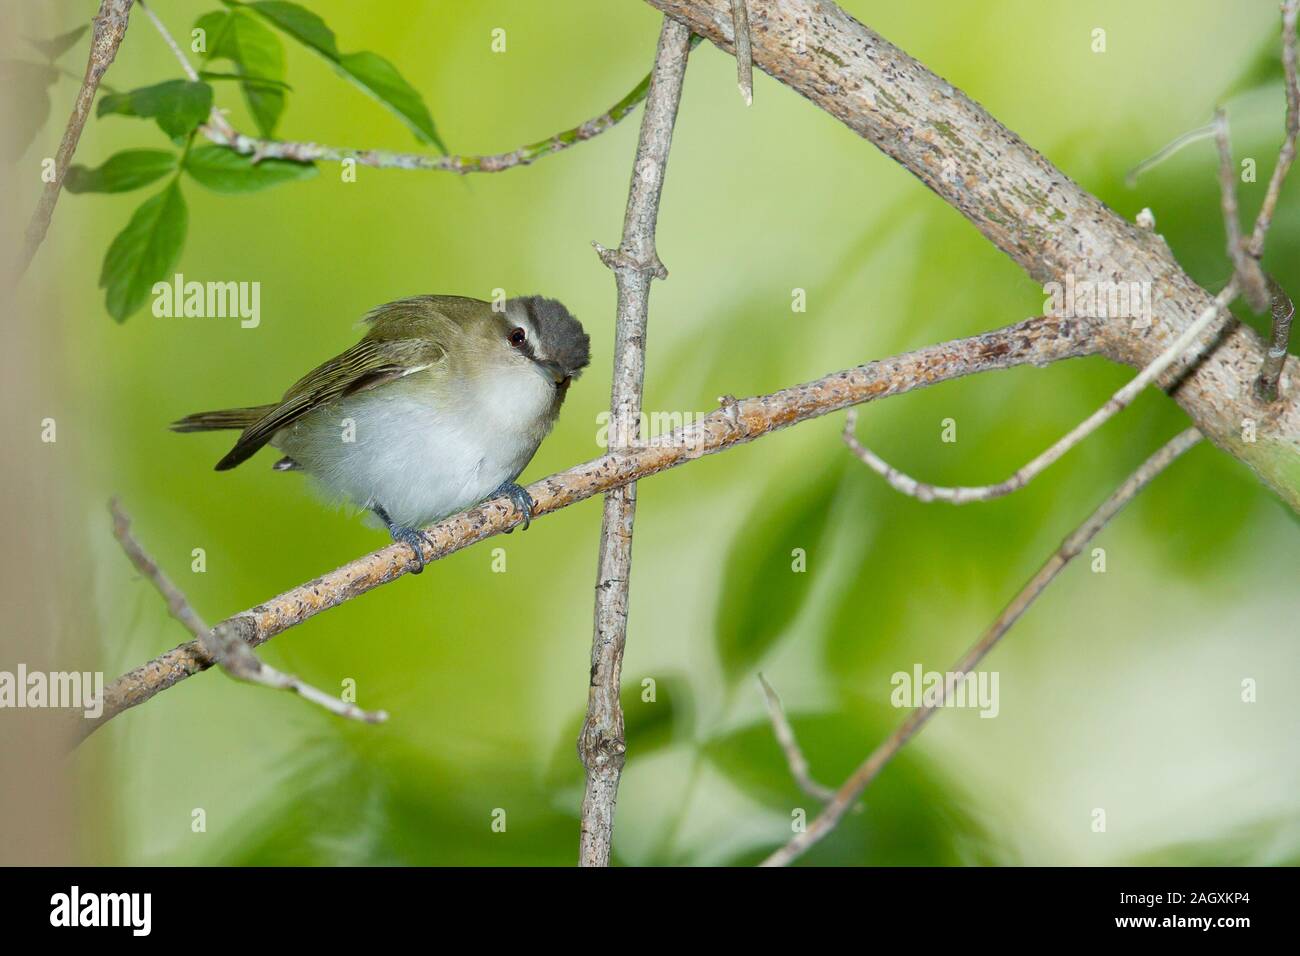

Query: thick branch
<box><xmin>762</xmin><ymin>426</ymin><xmax>1205</xmax><ymax>866</ymax></box>
<box><xmin>82</xmin><ymin>315</ymin><xmax>1094</xmax><ymax>741</ymax></box>
<box><xmin>580</xmin><ymin>17</ymin><xmax>692</xmax><ymax>869</ymax></box>
<box><xmin>19</xmin><ymin>0</ymin><xmax>134</xmax><ymax>275</ymax></box>
<box><xmin>640</xmin><ymin>0</ymin><xmax>1300</xmax><ymax>511</ymax></box>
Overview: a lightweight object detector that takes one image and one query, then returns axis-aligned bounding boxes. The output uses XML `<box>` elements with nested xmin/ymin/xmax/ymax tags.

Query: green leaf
<box><xmin>1222</xmin><ymin>31</ymin><xmax>1284</xmax><ymax>102</ymax></box>
<box><xmin>236</xmin><ymin>0</ymin><xmax>443</xmax><ymax>150</ymax></box>
<box><xmin>65</xmin><ymin>149</ymin><xmax>178</xmax><ymax>193</ymax></box>
<box><xmin>97</xmin><ymin>80</ymin><xmax>214</xmax><ymax>143</ymax></box>
<box><xmin>99</xmin><ymin>180</ymin><xmax>188</xmax><ymax>322</ymax></box>
<box><xmin>196</xmin><ymin>9</ymin><xmax>286</xmax><ymax>137</ymax></box>
<box><xmin>25</xmin><ymin>24</ymin><xmax>89</xmax><ymax>63</ymax></box>
<box><xmin>183</xmin><ymin>144</ymin><xmax>317</xmax><ymax>192</ymax></box>
<box><xmin>0</xmin><ymin>60</ymin><xmax>59</xmax><ymax>161</ymax></box>
<box><xmin>714</xmin><ymin>467</ymin><xmax>841</xmax><ymax>682</ymax></box>
<box><xmin>199</xmin><ymin>70</ymin><xmax>292</xmax><ymax>92</ymax></box>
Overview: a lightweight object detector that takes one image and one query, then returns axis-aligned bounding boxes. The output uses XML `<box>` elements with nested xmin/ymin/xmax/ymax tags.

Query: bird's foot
<box><xmin>374</xmin><ymin>504</ymin><xmax>432</xmax><ymax>573</ymax></box>
<box><xmin>491</xmin><ymin>481</ymin><xmax>534</xmax><ymax>532</ymax></box>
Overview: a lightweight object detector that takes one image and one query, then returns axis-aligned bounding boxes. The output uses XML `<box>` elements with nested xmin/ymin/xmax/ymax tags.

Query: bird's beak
<box><xmin>536</xmin><ymin>359</ymin><xmax>568</xmax><ymax>385</ymax></box>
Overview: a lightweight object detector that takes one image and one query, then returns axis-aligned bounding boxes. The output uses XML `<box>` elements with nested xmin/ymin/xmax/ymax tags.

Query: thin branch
<box><xmin>762</xmin><ymin>426</ymin><xmax>1205</xmax><ymax>866</ymax></box>
<box><xmin>1125</xmin><ymin>121</ymin><xmax>1217</xmax><ymax>188</ymax></box>
<box><xmin>140</xmin><ymin>1</ymin><xmax>696</xmax><ymax>174</ymax></box>
<box><xmin>1257</xmin><ymin>274</ymin><xmax>1296</xmax><ymax>402</ymax></box>
<box><xmin>1214</xmin><ymin>110</ymin><xmax>1269</xmax><ymax>311</ymax></box>
<box><xmin>841</xmin><ymin>283</ymin><xmax>1237</xmax><ymax>504</ymax></box>
<box><xmin>108</xmin><ymin>499</ymin><xmax>386</xmax><ymax>725</ymax></box>
<box><xmin>579</xmin><ymin>17</ymin><xmax>692</xmax><ymax>869</ymax></box>
<box><xmin>730</xmin><ymin>0</ymin><xmax>753</xmax><ymax>105</ymax></box>
<box><xmin>80</xmin><ymin>315</ymin><xmax>1095</xmax><ymax>742</ymax></box>
<box><xmin>19</xmin><ymin>0</ymin><xmax>135</xmax><ymax>276</ymax></box>
<box><xmin>757</xmin><ymin>673</ymin><xmax>836</xmax><ymax>802</ymax></box>
<box><xmin>1246</xmin><ymin>0</ymin><xmax>1299</xmax><ymax>260</ymax></box>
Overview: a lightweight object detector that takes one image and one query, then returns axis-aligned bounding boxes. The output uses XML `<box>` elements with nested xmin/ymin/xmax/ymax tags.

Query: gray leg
<box><xmin>374</xmin><ymin>503</ymin><xmax>432</xmax><ymax>573</ymax></box>
<box><xmin>490</xmin><ymin>481</ymin><xmax>534</xmax><ymax>532</ymax></box>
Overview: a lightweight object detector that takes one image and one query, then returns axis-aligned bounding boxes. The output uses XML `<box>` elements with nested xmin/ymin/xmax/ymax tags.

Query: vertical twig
<box><xmin>730</xmin><ymin>0</ymin><xmax>753</xmax><ymax>105</ymax></box>
<box><xmin>19</xmin><ymin>0</ymin><xmax>135</xmax><ymax>276</ymax></box>
<box><xmin>1257</xmin><ymin>275</ymin><xmax>1295</xmax><ymax>402</ymax></box>
<box><xmin>579</xmin><ymin>17</ymin><xmax>692</xmax><ymax>868</ymax></box>
<box><xmin>762</xmin><ymin>428</ymin><xmax>1204</xmax><ymax>866</ymax></box>
<box><xmin>1247</xmin><ymin>0</ymin><xmax>1299</xmax><ymax>261</ymax></box>
<box><xmin>1214</xmin><ymin>111</ymin><xmax>1269</xmax><ymax>311</ymax></box>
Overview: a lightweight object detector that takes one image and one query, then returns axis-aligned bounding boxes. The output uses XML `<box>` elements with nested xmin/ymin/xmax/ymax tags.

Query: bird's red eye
<box><xmin>509</xmin><ymin>327</ymin><xmax>527</xmax><ymax>347</ymax></box>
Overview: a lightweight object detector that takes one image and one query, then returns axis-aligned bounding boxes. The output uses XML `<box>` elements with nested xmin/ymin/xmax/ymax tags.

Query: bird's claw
<box><xmin>492</xmin><ymin>481</ymin><xmax>534</xmax><ymax>532</ymax></box>
<box><xmin>390</xmin><ymin>525</ymin><xmax>432</xmax><ymax>574</ymax></box>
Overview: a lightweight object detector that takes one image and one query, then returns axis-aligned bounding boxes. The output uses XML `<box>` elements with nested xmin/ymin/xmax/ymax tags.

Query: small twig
<box><xmin>1247</xmin><ymin>0</ymin><xmax>1299</xmax><ymax>260</ymax></box>
<box><xmin>842</xmin><ymin>285</ymin><xmax>1237</xmax><ymax>504</ymax></box>
<box><xmin>757</xmin><ymin>673</ymin><xmax>836</xmax><ymax>802</ymax></box>
<box><xmin>730</xmin><ymin>0</ymin><xmax>754</xmax><ymax>105</ymax></box>
<box><xmin>140</xmin><ymin>1</ymin><xmax>696</xmax><ymax>174</ymax></box>
<box><xmin>579</xmin><ymin>16</ymin><xmax>692</xmax><ymax>869</ymax></box>
<box><xmin>1257</xmin><ymin>274</ymin><xmax>1296</xmax><ymax>402</ymax></box>
<box><xmin>108</xmin><ymin>499</ymin><xmax>386</xmax><ymax>725</ymax></box>
<box><xmin>1214</xmin><ymin>110</ymin><xmax>1270</xmax><ymax>311</ymax></box>
<box><xmin>1125</xmin><ymin>121</ymin><xmax>1217</xmax><ymax>188</ymax></box>
<box><xmin>137</xmin><ymin>0</ymin><xmax>197</xmax><ymax>82</ymax></box>
<box><xmin>19</xmin><ymin>0</ymin><xmax>135</xmax><ymax>276</ymax></box>
<box><xmin>762</xmin><ymin>427</ymin><xmax>1204</xmax><ymax>866</ymax></box>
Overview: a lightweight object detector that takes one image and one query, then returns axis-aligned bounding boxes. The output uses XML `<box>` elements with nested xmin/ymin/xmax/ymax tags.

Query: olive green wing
<box><xmin>214</xmin><ymin>330</ymin><xmax>445</xmax><ymax>471</ymax></box>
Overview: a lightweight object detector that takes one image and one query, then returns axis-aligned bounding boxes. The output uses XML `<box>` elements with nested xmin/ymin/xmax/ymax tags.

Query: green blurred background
<box><xmin>4</xmin><ymin>0</ymin><xmax>1298</xmax><ymax>865</ymax></box>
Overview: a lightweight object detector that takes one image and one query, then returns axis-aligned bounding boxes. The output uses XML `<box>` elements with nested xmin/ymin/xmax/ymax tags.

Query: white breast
<box><xmin>276</xmin><ymin>365</ymin><xmax>557</xmax><ymax>530</ymax></box>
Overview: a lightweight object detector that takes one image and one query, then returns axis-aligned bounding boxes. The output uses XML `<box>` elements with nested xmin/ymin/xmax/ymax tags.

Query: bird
<box><xmin>172</xmin><ymin>294</ymin><xmax>590</xmax><ymax>572</ymax></box>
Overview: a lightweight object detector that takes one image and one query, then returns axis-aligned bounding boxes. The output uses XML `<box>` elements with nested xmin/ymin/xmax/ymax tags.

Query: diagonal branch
<box><xmin>81</xmin><ymin>314</ymin><xmax>1095</xmax><ymax>743</ymax></box>
<box><xmin>19</xmin><ymin>0</ymin><xmax>135</xmax><ymax>276</ymax></box>
<box><xmin>109</xmin><ymin>499</ymin><xmax>386</xmax><ymax>725</ymax></box>
<box><xmin>140</xmin><ymin>1</ymin><xmax>697</xmax><ymax>175</ymax></box>
<box><xmin>638</xmin><ymin>0</ymin><xmax>1300</xmax><ymax>513</ymax></box>
<box><xmin>757</xmin><ymin>673</ymin><xmax>836</xmax><ymax>802</ymax></box>
<box><xmin>840</xmin><ymin>282</ymin><xmax>1236</xmax><ymax>503</ymax></box>
<box><xmin>762</xmin><ymin>426</ymin><xmax>1204</xmax><ymax>866</ymax></box>
<box><xmin>579</xmin><ymin>16</ymin><xmax>692</xmax><ymax>869</ymax></box>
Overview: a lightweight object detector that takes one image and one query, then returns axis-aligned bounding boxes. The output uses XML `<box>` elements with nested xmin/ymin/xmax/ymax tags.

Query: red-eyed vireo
<box><xmin>173</xmin><ymin>294</ymin><xmax>590</xmax><ymax>571</ymax></box>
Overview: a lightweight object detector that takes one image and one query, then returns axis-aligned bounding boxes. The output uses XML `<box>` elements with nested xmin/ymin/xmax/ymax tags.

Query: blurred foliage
<box><xmin>8</xmin><ymin>0</ymin><xmax>1298</xmax><ymax>866</ymax></box>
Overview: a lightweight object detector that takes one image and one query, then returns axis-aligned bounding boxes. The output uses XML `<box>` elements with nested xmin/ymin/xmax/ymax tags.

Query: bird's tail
<box><xmin>170</xmin><ymin>405</ymin><xmax>273</xmax><ymax>433</ymax></box>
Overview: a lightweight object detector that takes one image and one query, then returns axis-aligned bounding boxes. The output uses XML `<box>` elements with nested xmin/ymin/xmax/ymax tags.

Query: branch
<box><xmin>1246</xmin><ymin>0</ymin><xmax>1299</xmax><ymax>260</ymax></box>
<box><xmin>108</xmin><ymin>499</ymin><xmax>386</xmax><ymax>725</ymax></box>
<box><xmin>140</xmin><ymin>2</ymin><xmax>696</xmax><ymax>174</ymax></box>
<box><xmin>761</xmin><ymin>426</ymin><xmax>1204</xmax><ymax>866</ymax></box>
<box><xmin>1213</xmin><ymin>111</ymin><xmax>1268</xmax><ymax>312</ymax></box>
<box><xmin>1258</xmin><ymin>275</ymin><xmax>1296</xmax><ymax>403</ymax></box>
<box><xmin>81</xmin><ymin>315</ymin><xmax>1094</xmax><ymax>742</ymax></box>
<box><xmin>730</xmin><ymin>0</ymin><xmax>753</xmax><ymax>105</ymax></box>
<box><xmin>639</xmin><ymin>0</ymin><xmax>1300</xmax><ymax>512</ymax></box>
<box><xmin>579</xmin><ymin>17</ymin><xmax>692</xmax><ymax>869</ymax></box>
<box><xmin>19</xmin><ymin>0</ymin><xmax>135</xmax><ymax>275</ymax></box>
<box><xmin>841</xmin><ymin>282</ymin><xmax>1236</xmax><ymax>503</ymax></box>
<box><xmin>757</xmin><ymin>673</ymin><xmax>836</xmax><ymax>803</ymax></box>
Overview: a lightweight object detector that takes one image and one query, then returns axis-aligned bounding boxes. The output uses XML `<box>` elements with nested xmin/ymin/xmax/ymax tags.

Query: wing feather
<box><xmin>214</xmin><ymin>328</ymin><xmax>446</xmax><ymax>471</ymax></box>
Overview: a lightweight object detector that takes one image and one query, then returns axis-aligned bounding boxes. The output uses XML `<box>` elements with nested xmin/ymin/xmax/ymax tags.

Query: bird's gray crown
<box><xmin>510</xmin><ymin>295</ymin><xmax>590</xmax><ymax>377</ymax></box>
